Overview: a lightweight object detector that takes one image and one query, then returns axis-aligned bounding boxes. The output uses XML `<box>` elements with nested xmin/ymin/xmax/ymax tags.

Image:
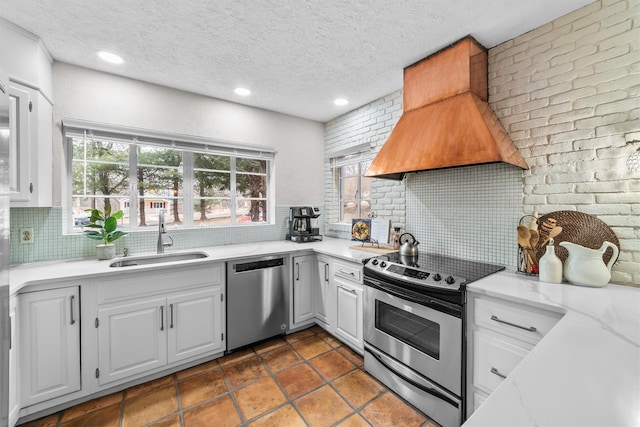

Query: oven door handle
<box><xmin>365</xmin><ymin>277</ymin><xmax>461</xmax><ymax>315</ymax></box>
<box><xmin>365</xmin><ymin>347</ymin><xmax>460</xmax><ymax>409</ymax></box>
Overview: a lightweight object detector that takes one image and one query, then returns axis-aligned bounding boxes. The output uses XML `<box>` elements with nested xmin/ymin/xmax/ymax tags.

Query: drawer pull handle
<box><xmin>70</xmin><ymin>295</ymin><xmax>76</xmax><ymax>325</ymax></box>
<box><xmin>339</xmin><ymin>269</ymin><xmax>355</xmax><ymax>277</ymax></box>
<box><xmin>170</xmin><ymin>303</ymin><xmax>174</xmax><ymax>329</ymax></box>
<box><xmin>490</xmin><ymin>315</ymin><xmax>537</xmax><ymax>332</ymax></box>
<box><xmin>160</xmin><ymin>306</ymin><xmax>164</xmax><ymax>331</ymax></box>
<box><xmin>338</xmin><ymin>285</ymin><xmax>357</xmax><ymax>294</ymax></box>
<box><xmin>491</xmin><ymin>367</ymin><xmax>507</xmax><ymax>379</ymax></box>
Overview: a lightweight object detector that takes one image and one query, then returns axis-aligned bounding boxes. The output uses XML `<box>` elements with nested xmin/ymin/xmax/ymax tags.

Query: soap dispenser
<box><xmin>538</xmin><ymin>238</ymin><xmax>563</xmax><ymax>284</ymax></box>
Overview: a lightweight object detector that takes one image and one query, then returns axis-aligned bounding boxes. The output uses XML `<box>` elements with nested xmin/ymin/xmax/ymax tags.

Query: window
<box><xmin>65</xmin><ymin>120</ymin><xmax>273</xmax><ymax>231</ymax></box>
<box><xmin>330</xmin><ymin>143</ymin><xmax>373</xmax><ymax>223</ymax></box>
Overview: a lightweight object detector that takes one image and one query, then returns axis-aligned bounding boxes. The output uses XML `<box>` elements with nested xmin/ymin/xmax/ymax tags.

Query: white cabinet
<box><xmin>291</xmin><ymin>255</ymin><xmax>316</xmax><ymax>327</ymax></box>
<box><xmin>8</xmin><ymin>296</ymin><xmax>19</xmax><ymax>426</ymax></box>
<box><xmin>8</xmin><ymin>82</ymin><xmax>53</xmax><ymax>206</ymax></box>
<box><xmin>96</xmin><ymin>266</ymin><xmax>225</xmax><ymax>386</ymax></box>
<box><xmin>315</xmin><ymin>255</ymin><xmax>335</xmax><ymax>331</ymax></box>
<box><xmin>332</xmin><ymin>260</ymin><xmax>364</xmax><ymax>353</ymax></box>
<box><xmin>19</xmin><ymin>286</ymin><xmax>80</xmax><ymax>407</ymax></box>
<box><xmin>466</xmin><ymin>293</ymin><xmax>562</xmax><ymax>417</ymax></box>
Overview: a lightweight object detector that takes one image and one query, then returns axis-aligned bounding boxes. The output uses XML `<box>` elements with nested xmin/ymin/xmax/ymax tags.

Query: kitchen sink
<box><xmin>109</xmin><ymin>251</ymin><xmax>209</xmax><ymax>268</ymax></box>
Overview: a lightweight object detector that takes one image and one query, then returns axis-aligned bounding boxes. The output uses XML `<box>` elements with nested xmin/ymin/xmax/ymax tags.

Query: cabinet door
<box><xmin>8</xmin><ymin>297</ymin><xmax>18</xmax><ymax>425</ymax></box>
<box><xmin>292</xmin><ymin>255</ymin><xmax>315</xmax><ymax>326</ymax></box>
<box><xmin>167</xmin><ymin>286</ymin><xmax>224</xmax><ymax>364</ymax></box>
<box><xmin>334</xmin><ymin>280</ymin><xmax>363</xmax><ymax>352</ymax></box>
<box><xmin>98</xmin><ymin>297</ymin><xmax>167</xmax><ymax>385</ymax></box>
<box><xmin>315</xmin><ymin>257</ymin><xmax>330</xmax><ymax>325</ymax></box>
<box><xmin>7</xmin><ymin>84</ymin><xmax>31</xmax><ymax>202</ymax></box>
<box><xmin>20</xmin><ymin>287</ymin><xmax>80</xmax><ymax>406</ymax></box>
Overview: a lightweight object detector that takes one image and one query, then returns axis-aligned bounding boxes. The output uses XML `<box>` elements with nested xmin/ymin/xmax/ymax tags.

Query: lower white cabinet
<box><xmin>19</xmin><ymin>286</ymin><xmax>80</xmax><ymax>406</ymax></box>
<box><xmin>466</xmin><ymin>292</ymin><xmax>562</xmax><ymax>417</ymax></box>
<box><xmin>291</xmin><ymin>254</ymin><xmax>316</xmax><ymax>327</ymax></box>
<box><xmin>9</xmin><ymin>296</ymin><xmax>19</xmax><ymax>426</ymax></box>
<box><xmin>334</xmin><ymin>278</ymin><xmax>364</xmax><ymax>351</ymax></box>
<box><xmin>97</xmin><ymin>282</ymin><xmax>224</xmax><ymax>386</ymax></box>
<box><xmin>315</xmin><ymin>255</ymin><xmax>335</xmax><ymax>330</ymax></box>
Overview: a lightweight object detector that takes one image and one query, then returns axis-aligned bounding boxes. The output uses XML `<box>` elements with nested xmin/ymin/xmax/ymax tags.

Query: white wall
<box><xmin>51</xmin><ymin>62</ymin><xmax>325</xmax><ymax>207</ymax></box>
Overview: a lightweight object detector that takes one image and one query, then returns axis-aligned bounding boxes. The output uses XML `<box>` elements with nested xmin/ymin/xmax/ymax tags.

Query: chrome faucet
<box><xmin>157</xmin><ymin>211</ymin><xmax>173</xmax><ymax>254</ymax></box>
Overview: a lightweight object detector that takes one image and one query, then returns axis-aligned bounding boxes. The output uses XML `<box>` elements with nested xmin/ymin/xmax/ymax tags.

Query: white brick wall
<box><xmin>489</xmin><ymin>0</ymin><xmax>640</xmax><ymax>286</ymax></box>
<box><xmin>323</xmin><ymin>91</ymin><xmax>405</xmax><ymax>239</ymax></box>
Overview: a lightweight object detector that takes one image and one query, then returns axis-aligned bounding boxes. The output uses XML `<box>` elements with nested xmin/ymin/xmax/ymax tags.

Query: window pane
<box><xmin>237</xmin><ymin>158</ymin><xmax>266</xmax><ymax>173</ymax></box>
<box><xmin>194</xmin><ymin>153</ymin><xmax>230</xmax><ymax>172</ymax></box>
<box><xmin>193</xmin><ymin>199</ymin><xmax>232</xmax><ymax>225</ymax></box>
<box><xmin>342</xmin><ymin>200</ymin><xmax>358</xmax><ymax>223</ymax></box>
<box><xmin>236</xmin><ymin>199</ymin><xmax>266</xmax><ymax>223</ymax></box>
<box><xmin>193</xmin><ymin>171</ymin><xmax>230</xmax><ymax>197</ymax></box>
<box><xmin>237</xmin><ymin>174</ymin><xmax>267</xmax><ymax>198</ymax></box>
<box><xmin>71</xmin><ymin>197</ymin><xmax>130</xmax><ymax>230</ymax></box>
<box><xmin>72</xmin><ymin>138</ymin><xmax>129</xmax><ymax>162</ymax></box>
<box><xmin>341</xmin><ymin>176</ymin><xmax>358</xmax><ymax>200</ymax></box>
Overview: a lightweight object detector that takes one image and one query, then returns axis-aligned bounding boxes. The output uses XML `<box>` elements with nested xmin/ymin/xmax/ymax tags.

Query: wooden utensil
<box><xmin>529</xmin><ymin>229</ymin><xmax>539</xmax><ymax>264</ymax></box>
<box><xmin>539</xmin><ymin>225</ymin><xmax>562</xmax><ymax>248</ymax></box>
<box><xmin>517</xmin><ymin>225</ymin><xmax>534</xmax><ymax>273</ymax></box>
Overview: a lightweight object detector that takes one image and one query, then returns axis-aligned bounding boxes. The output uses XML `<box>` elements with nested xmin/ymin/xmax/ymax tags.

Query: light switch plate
<box><xmin>20</xmin><ymin>228</ymin><xmax>34</xmax><ymax>244</ymax></box>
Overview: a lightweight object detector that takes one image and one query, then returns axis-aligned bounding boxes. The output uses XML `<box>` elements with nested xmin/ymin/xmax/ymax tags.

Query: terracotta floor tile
<box><xmin>178</xmin><ymin>369</ymin><xmax>228</xmax><ymax>408</ymax></box>
<box><xmin>183</xmin><ymin>394</ymin><xmax>241</xmax><ymax>427</ymax></box>
<box><xmin>295</xmin><ymin>384</ymin><xmax>353</xmax><ymax>427</ymax></box>
<box><xmin>332</xmin><ymin>369</ymin><xmax>385</xmax><ymax>408</ymax></box>
<box><xmin>19</xmin><ymin>414</ymin><xmax>60</xmax><ymax>427</ymax></box>
<box><xmin>260</xmin><ymin>345</ymin><xmax>302</xmax><ymax>373</ymax></box>
<box><xmin>248</xmin><ymin>404</ymin><xmax>307</xmax><ymax>427</ymax></box>
<box><xmin>147</xmin><ymin>414</ymin><xmax>182</xmax><ymax>427</ymax></box>
<box><xmin>308</xmin><ymin>325</ymin><xmax>325</xmax><ymax>334</ymax></box>
<box><xmin>275</xmin><ymin>363</ymin><xmax>324</xmax><ymax>399</ymax></box>
<box><xmin>125</xmin><ymin>374</ymin><xmax>175</xmax><ymax>399</ymax></box>
<box><xmin>317</xmin><ymin>331</ymin><xmax>343</xmax><ymax>348</ymax></box>
<box><xmin>253</xmin><ymin>336</ymin><xmax>287</xmax><ymax>354</ymax></box>
<box><xmin>234</xmin><ymin>377</ymin><xmax>287</xmax><ymax>421</ymax></box>
<box><xmin>337</xmin><ymin>345</ymin><xmax>364</xmax><ymax>367</ymax></box>
<box><xmin>60</xmin><ymin>391</ymin><xmax>122</xmax><ymax>422</ymax></box>
<box><xmin>122</xmin><ymin>384</ymin><xmax>179</xmax><ymax>427</ymax></box>
<box><xmin>336</xmin><ymin>413</ymin><xmax>372</xmax><ymax>427</ymax></box>
<box><xmin>218</xmin><ymin>347</ymin><xmax>255</xmax><ymax>366</ymax></box>
<box><xmin>175</xmin><ymin>359</ymin><xmax>219</xmax><ymax>380</ymax></box>
<box><xmin>310</xmin><ymin>350</ymin><xmax>356</xmax><ymax>381</ymax></box>
<box><xmin>59</xmin><ymin>403</ymin><xmax>121</xmax><ymax>427</ymax></box>
<box><xmin>291</xmin><ymin>336</ymin><xmax>332</xmax><ymax>359</ymax></box>
<box><xmin>361</xmin><ymin>393</ymin><xmax>426</xmax><ymax>427</ymax></box>
<box><xmin>284</xmin><ymin>328</ymin><xmax>316</xmax><ymax>343</ymax></box>
<box><xmin>223</xmin><ymin>355</ymin><xmax>268</xmax><ymax>389</ymax></box>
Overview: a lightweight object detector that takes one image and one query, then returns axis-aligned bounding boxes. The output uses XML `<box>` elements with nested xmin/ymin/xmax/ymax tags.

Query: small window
<box><xmin>339</xmin><ymin>160</ymin><xmax>372</xmax><ymax>222</ymax></box>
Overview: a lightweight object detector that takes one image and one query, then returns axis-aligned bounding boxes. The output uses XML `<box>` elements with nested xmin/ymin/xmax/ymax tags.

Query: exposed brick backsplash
<box><xmin>324</xmin><ymin>0</ymin><xmax>639</xmax><ymax>286</ymax></box>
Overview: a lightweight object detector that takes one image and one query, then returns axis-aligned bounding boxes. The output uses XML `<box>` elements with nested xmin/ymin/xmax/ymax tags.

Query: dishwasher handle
<box><xmin>233</xmin><ymin>257</ymin><xmax>285</xmax><ymax>273</ymax></box>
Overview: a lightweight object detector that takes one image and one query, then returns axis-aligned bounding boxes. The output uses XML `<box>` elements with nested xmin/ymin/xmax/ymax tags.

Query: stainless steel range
<box><xmin>363</xmin><ymin>252</ymin><xmax>504</xmax><ymax>427</ymax></box>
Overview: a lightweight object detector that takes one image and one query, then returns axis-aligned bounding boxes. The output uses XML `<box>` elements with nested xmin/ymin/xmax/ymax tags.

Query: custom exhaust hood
<box><xmin>366</xmin><ymin>36</ymin><xmax>528</xmax><ymax>180</ymax></box>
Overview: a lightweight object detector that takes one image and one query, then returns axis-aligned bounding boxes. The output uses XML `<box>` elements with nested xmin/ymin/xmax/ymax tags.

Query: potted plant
<box><xmin>83</xmin><ymin>207</ymin><xmax>128</xmax><ymax>260</ymax></box>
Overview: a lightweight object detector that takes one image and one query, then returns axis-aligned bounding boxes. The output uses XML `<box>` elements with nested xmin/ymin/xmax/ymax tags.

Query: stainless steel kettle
<box><xmin>399</xmin><ymin>233</ymin><xmax>419</xmax><ymax>257</ymax></box>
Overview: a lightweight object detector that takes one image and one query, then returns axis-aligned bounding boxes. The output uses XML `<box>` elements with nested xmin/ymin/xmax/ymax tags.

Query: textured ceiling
<box><xmin>0</xmin><ymin>0</ymin><xmax>594</xmax><ymax>122</ymax></box>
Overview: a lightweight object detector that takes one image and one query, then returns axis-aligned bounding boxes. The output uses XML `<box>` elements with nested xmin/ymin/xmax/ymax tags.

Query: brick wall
<box><xmin>323</xmin><ymin>91</ymin><xmax>405</xmax><ymax>239</ymax></box>
<box><xmin>489</xmin><ymin>0</ymin><xmax>639</xmax><ymax>285</ymax></box>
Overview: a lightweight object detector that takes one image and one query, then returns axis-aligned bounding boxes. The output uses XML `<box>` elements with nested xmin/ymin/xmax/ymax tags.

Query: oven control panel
<box><xmin>365</xmin><ymin>258</ymin><xmax>464</xmax><ymax>290</ymax></box>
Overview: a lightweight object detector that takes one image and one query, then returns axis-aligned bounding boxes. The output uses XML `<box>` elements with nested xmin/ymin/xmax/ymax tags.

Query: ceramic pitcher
<box><xmin>559</xmin><ymin>241</ymin><xmax>619</xmax><ymax>287</ymax></box>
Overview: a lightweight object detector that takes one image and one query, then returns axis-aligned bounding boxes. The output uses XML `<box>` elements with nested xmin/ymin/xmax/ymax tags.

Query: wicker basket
<box><xmin>534</xmin><ymin>210</ymin><xmax>620</xmax><ymax>265</ymax></box>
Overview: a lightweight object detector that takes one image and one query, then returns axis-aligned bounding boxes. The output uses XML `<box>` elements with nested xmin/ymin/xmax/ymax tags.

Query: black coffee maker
<box><xmin>286</xmin><ymin>206</ymin><xmax>323</xmax><ymax>243</ymax></box>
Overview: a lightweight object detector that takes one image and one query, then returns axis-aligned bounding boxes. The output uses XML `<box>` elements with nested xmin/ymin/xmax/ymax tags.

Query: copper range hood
<box><xmin>366</xmin><ymin>36</ymin><xmax>528</xmax><ymax>180</ymax></box>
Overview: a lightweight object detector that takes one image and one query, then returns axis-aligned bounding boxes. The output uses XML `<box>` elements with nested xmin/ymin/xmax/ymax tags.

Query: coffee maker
<box><xmin>286</xmin><ymin>206</ymin><xmax>323</xmax><ymax>243</ymax></box>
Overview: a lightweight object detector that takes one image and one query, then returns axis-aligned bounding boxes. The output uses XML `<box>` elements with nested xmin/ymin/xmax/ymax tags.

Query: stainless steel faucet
<box><xmin>157</xmin><ymin>211</ymin><xmax>173</xmax><ymax>254</ymax></box>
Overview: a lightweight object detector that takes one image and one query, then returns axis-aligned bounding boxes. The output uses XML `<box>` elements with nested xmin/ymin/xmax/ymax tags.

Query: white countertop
<box><xmin>464</xmin><ymin>270</ymin><xmax>640</xmax><ymax>427</ymax></box>
<box><xmin>9</xmin><ymin>237</ymin><xmax>372</xmax><ymax>294</ymax></box>
<box><xmin>11</xmin><ymin>241</ymin><xmax>640</xmax><ymax>426</ymax></box>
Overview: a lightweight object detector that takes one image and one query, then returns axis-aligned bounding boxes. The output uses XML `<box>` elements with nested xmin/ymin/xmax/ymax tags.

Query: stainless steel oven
<box><xmin>363</xmin><ymin>253</ymin><xmax>503</xmax><ymax>427</ymax></box>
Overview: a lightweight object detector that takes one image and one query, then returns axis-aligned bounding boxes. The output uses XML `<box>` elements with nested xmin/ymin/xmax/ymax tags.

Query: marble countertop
<box><xmin>464</xmin><ymin>270</ymin><xmax>640</xmax><ymax>427</ymax></box>
<box><xmin>9</xmin><ymin>237</ymin><xmax>373</xmax><ymax>294</ymax></box>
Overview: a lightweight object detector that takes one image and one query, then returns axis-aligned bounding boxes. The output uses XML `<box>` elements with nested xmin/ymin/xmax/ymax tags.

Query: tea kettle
<box><xmin>399</xmin><ymin>233</ymin><xmax>420</xmax><ymax>257</ymax></box>
<box><xmin>559</xmin><ymin>241</ymin><xmax>619</xmax><ymax>287</ymax></box>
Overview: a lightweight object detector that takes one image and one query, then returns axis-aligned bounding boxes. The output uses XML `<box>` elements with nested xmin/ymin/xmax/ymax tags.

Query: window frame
<box><xmin>329</xmin><ymin>143</ymin><xmax>373</xmax><ymax>224</ymax></box>
<box><xmin>63</xmin><ymin>119</ymin><xmax>274</xmax><ymax>233</ymax></box>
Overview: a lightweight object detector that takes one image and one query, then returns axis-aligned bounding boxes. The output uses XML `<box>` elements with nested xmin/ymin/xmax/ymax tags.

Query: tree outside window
<box><xmin>339</xmin><ymin>161</ymin><xmax>371</xmax><ymax>222</ymax></box>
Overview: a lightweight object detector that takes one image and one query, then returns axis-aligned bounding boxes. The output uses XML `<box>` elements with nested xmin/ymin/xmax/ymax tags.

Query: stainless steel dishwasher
<box><xmin>226</xmin><ymin>256</ymin><xmax>289</xmax><ymax>351</ymax></box>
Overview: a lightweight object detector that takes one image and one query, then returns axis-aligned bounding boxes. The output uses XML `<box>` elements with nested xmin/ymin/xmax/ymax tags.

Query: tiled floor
<box><xmin>19</xmin><ymin>326</ymin><xmax>439</xmax><ymax>427</ymax></box>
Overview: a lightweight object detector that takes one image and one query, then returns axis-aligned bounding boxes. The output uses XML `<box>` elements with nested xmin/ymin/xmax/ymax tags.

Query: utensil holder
<box><xmin>517</xmin><ymin>215</ymin><xmax>538</xmax><ymax>276</ymax></box>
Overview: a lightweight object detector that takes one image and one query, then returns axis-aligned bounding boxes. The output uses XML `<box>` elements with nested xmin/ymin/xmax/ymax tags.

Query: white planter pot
<box><xmin>96</xmin><ymin>244</ymin><xmax>116</xmax><ymax>260</ymax></box>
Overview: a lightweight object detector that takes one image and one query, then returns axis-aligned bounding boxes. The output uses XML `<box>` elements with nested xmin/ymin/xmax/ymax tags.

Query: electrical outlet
<box><xmin>20</xmin><ymin>228</ymin><xmax>34</xmax><ymax>244</ymax></box>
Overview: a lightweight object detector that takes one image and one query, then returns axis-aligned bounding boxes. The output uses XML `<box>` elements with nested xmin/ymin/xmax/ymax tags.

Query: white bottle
<box><xmin>539</xmin><ymin>238</ymin><xmax>563</xmax><ymax>284</ymax></box>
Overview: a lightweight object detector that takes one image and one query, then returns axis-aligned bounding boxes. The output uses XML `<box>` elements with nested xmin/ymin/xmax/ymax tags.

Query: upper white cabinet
<box><xmin>0</xmin><ymin>19</ymin><xmax>53</xmax><ymax>207</ymax></box>
<box><xmin>19</xmin><ymin>286</ymin><xmax>81</xmax><ymax>407</ymax></box>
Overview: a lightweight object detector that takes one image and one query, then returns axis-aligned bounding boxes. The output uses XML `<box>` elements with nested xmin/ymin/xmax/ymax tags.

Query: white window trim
<box><xmin>62</xmin><ymin>118</ymin><xmax>275</xmax><ymax>233</ymax></box>
<box><xmin>329</xmin><ymin>142</ymin><xmax>373</xmax><ymax>224</ymax></box>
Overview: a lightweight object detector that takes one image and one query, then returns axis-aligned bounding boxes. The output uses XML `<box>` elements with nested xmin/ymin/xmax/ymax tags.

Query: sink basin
<box><xmin>109</xmin><ymin>252</ymin><xmax>209</xmax><ymax>268</ymax></box>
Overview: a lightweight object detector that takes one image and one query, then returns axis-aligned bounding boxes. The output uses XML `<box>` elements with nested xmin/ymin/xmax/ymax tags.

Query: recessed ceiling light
<box><xmin>334</xmin><ymin>98</ymin><xmax>348</xmax><ymax>106</ymax></box>
<box><xmin>97</xmin><ymin>50</ymin><xmax>124</xmax><ymax>64</ymax></box>
<box><xmin>234</xmin><ymin>87</ymin><xmax>251</xmax><ymax>96</ymax></box>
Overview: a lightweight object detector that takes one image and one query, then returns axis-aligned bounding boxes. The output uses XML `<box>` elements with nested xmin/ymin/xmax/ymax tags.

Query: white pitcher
<box><xmin>559</xmin><ymin>241</ymin><xmax>619</xmax><ymax>287</ymax></box>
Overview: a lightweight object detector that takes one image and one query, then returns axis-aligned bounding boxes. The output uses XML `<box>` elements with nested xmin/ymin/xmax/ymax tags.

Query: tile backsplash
<box><xmin>406</xmin><ymin>163</ymin><xmax>523</xmax><ymax>268</ymax></box>
<box><xmin>10</xmin><ymin>206</ymin><xmax>303</xmax><ymax>264</ymax></box>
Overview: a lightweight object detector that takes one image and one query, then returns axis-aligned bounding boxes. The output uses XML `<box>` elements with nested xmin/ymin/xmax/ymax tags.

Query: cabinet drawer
<box><xmin>473</xmin><ymin>330</ymin><xmax>532</xmax><ymax>393</ymax></box>
<box><xmin>473</xmin><ymin>296</ymin><xmax>561</xmax><ymax>345</ymax></box>
<box><xmin>333</xmin><ymin>260</ymin><xmax>362</xmax><ymax>283</ymax></box>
